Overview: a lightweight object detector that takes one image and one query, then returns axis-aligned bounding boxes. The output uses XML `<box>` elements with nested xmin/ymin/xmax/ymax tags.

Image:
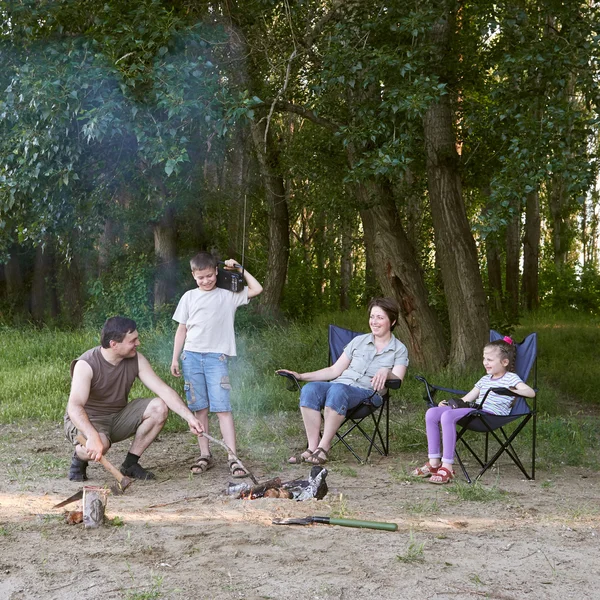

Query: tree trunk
<box><xmin>522</xmin><ymin>189</ymin><xmax>540</xmax><ymax>311</ymax></box>
<box><xmin>548</xmin><ymin>174</ymin><xmax>572</xmax><ymax>270</ymax></box>
<box><xmin>59</xmin><ymin>251</ymin><xmax>84</xmax><ymax>325</ymax></box>
<box><xmin>358</xmin><ymin>181</ymin><xmax>447</xmax><ymax>369</ymax></box>
<box><xmin>249</xmin><ymin>120</ymin><xmax>289</xmax><ymax>314</ymax></box>
<box><xmin>485</xmin><ymin>236</ymin><xmax>503</xmax><ymax>313</ymax></box>
<box><xmin>30</xmin><ymin>245</ymin><xmax>49</xmax><ymax>321</ymax></box>
<box><xmin>98</xmin><ymin>218</ymin><xmax>117</xmax><ymax>276</ymax></box>
<box><xmin>505</xmin><ymin>197</ymin><xmax>520</xmax><ymax>317</ymax></box>
<box><xmin>226</xmin><ymin>125</ymin><xmax>251</xmax><ymax>260</ymax></box>
<box><xmin>340</xmin><ymin>217</ymin><xmax>353</xmax><ymax>311</ymax></box>
<box><xmin>423</xmin><ymin>4</ymin><xmax>489</xmax><ymax>365</ymax></box>
<box><xmin>5</xmin><ymin>246</ymin><xmax>24</xmax><ymax>301</ymax></box>
<box><xmin>223</xmin><ymin>16</ymin><xmax>289</xmax><ymax>315</ymax></box>
<box><xmin>153</xmin><ymin>205</ymin><xmax>178</xmax><ymax>310</ymax></box>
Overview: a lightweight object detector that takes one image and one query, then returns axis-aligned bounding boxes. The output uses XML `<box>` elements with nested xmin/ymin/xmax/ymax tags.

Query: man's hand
<box><xmin>170</xmin><ymin>361</ymin><xmax>181</xmax><ymax>377</ymax></box>
<box><xmin>84</xmin><ymin>432</ymin><xmax>105</xmax><ymax>462</ymax></box>
<box><xmin>188</xmin><ymin>417</ymin><xmax>204</xmax><ymax>436</ymax></box>
<box><xmin>371</xmin><ymin>367</ymin><xmax>389</xmax><ymax>392</ymax></box>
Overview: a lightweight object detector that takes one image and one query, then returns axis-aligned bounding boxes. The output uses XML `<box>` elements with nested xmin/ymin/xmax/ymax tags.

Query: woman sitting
<box><xmin>278</xmin><ymin>297</ymin><xmax>408</xmax><ymax>465</ymax></box>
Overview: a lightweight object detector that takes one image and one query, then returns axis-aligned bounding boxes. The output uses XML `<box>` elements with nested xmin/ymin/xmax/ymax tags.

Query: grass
<box><xmin>396</xmin><ymin>531</ymin><xmax>425</xmax><ymax>563</ymax></box>
<box><xmin>403</xmin><ymin>498</ymin><xmax>441</xmax><ymax>515</ymax></box>
<box><xmin>0</xmin><ymin>310</ymin><xmax>599</xmax><ymax>469</ymax></box>
<box><xmin>447</xmin><ymin>481</ymin><xmax>508</xmax><ymax>502</ymax></box>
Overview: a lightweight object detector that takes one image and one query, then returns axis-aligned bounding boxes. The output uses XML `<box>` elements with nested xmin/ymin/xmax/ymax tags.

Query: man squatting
<box><xmin>65</xmin><ymin>316</ymin><xmax>204</xmax><ymax>481</ymax></box>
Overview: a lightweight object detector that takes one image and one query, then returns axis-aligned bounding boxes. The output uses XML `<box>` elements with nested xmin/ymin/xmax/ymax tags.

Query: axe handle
<box><xmin>75</xmin><ymin>433</ymin><xmax>126</xmax><ymax>484</ymax></box>
<box><xmin>313</xmin><ymin>516</ymin><xmax>398</xmax><ymax>531</ymax></box>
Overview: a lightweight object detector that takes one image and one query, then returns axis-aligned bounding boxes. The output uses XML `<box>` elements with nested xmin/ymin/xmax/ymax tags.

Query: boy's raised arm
<box><xmin>223</xmin><ymin>258</ymin><xmax>263</xmax><ymax>298</ymax></box>
<box><xmin>243</xmin><ymin>269</ymin><xmax>263</xmax><ymax>298</ymax></box>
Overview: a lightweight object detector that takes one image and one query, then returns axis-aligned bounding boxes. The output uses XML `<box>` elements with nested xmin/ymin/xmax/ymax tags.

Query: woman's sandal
<box><xmin>306</xmin><ymin>447</ymin><xmax>328</xmax><ymax>465</ymax></box>
<box><xmin>229</xmin><ymin>459</ymin><xmax>249</xmax><ymax>478</ymax></box>
<box><xmin>287</xmin><ymin>449</ymin><xmax>315</xmax><ymax>465</ymax></box>
<box><xmin>411</xmin><ymin>462</ymin><xmax>440</xmax><ymax>478</ymax></box>
<box><xmin>190</xmin><ymin>455</ymin><xmax>214</xmax><ymax>474</ymax></box>
<box><xmin>429</xmin><ymin>466</ymin><xmax>454</xmax><ymax>484</ymax></box>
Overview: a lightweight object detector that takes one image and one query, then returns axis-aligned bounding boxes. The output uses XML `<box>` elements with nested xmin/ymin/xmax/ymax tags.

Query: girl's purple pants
<box><xmin>425</xmin><ymin>405</ymin><xmax>476</xmax><ymax>464</ymax></box>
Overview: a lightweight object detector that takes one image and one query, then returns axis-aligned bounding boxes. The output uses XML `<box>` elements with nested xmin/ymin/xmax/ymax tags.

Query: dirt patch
<box><xmin>0</xmin><ymin>422</ymin><xmax>598</xmax><ymax>600</ymax></box>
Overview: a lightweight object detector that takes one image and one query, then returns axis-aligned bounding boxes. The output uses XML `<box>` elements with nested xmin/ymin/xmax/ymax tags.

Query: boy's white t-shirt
<box><xmin>172</xmin><ymin>286</ymin><xmax>249</xmax><ymax>357</ymax></box>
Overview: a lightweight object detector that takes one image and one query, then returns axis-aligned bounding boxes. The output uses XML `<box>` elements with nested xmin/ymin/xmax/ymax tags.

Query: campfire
<box><xmin>226</xmin><ymin>466</ymin><xmax>328</xmax><ymax>501</ymax></box>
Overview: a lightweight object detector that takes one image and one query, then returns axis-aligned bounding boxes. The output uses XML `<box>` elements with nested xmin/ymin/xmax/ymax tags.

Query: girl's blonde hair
<box><xmin>485</xmin><ymin>339</ymin><xmax>516</xmax><ymax>372</ymax></box>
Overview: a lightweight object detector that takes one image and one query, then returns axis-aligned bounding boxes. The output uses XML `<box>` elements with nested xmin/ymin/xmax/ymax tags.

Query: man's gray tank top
<box><xmin>70</xmin><ymin>346</ymin><xmax>139</xmax><ymax>417</ymax></box>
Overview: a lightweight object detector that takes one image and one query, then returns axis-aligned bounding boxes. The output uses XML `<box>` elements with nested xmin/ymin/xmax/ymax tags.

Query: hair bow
<box><xmin>503</xmin><ymin>336</ymin><xmax>514</xmax><ymax>344</ymax></box>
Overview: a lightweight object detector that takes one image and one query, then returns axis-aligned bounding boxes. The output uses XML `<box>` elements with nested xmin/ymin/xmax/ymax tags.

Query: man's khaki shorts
<box><xmin>64</xmin><ymin>398</ymin><xmax>154</xmax><ymax>445</ymax></box>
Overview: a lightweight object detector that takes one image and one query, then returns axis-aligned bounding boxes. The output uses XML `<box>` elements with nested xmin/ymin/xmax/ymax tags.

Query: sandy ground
<box><xmin>1</xmin><ymin>422</ymin><xmax>599</xmax><ymax>600</ymax></box>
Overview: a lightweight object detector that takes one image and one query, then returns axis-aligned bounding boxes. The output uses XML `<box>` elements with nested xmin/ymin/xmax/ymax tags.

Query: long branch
<box><xmin>260</xmin><ymin>99</ymin><xmax>340</xmax><ymax>132</ymax></box>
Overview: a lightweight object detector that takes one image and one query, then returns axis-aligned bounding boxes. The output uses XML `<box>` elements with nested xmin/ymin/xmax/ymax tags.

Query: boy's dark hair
<box><xmin>485</xmin><ymin>339</ymin><xmax>516</xmax><ymax>372</ymax></box>
<box><xmin>368</xmin><ymin>297</ymin><xmax>400</xmax><ymax>331</ymax></box>
<box><xmin>190</xmin><ymin>251</ymin><xmax>218</xmax><ymax>271</ymax></box>
<box><xmin>101</xmin><ymin>316</ymin><xmax>137</xmax><ymax>348</ymax></box>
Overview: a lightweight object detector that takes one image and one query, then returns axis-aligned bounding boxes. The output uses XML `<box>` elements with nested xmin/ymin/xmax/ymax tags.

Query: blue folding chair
<box><xmin>416</xmin><ymin>330</ymin><xmax>538</xmax><ymax>482</ymax></box>
<box><xmin>279</xmin><ymin>325</ymin><xmax>402</xmax><ymax>463</ymax></box>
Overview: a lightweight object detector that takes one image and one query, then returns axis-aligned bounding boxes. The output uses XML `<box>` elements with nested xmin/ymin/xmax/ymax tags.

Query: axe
<box><xmin>75</xmin><ymin>433</ymin><xmax>134</xmax><ymax>495</ymax></box>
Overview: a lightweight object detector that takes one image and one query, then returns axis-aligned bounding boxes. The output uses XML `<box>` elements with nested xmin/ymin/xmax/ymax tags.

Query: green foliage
<box><xmin>539</xmin><ymin>263</ymin><xmax>600</xmax><ymax>314</ymax></box>
<box><xmin>84</xmin><ymin>254</ymin><xmax>156</xmax><ymax>330</ymax></box>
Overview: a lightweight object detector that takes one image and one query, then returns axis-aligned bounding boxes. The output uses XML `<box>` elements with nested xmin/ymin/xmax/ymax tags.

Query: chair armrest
<box><xmin>414</xmin><ymin>375</ymin><xmax>466</xmax><ymax>396</ymax></box>
<box><xmin>386</xmin><ymin>379</ymin><xmax>402</xmax><ymax>390</ymax></box>
<box><xmin>491</xmin><ymin>387</ymin><xmax>520</xmax><ymax>397</ymax></box>
<box><xmin>276</xmin><ymin>370</ymin><xmax>301</xmax><ymax>392</ymax></box>
<box><xmin>415</xmin><ymin>375</ymin><xmax>467</xmax><ymax>408</ymax></box>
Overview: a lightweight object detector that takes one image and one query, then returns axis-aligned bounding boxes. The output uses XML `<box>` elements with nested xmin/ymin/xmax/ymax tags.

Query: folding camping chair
<box><xmin>278</xmin><ymin>325</ymin><xmax>402</xmax><ymax>463</ymax></box>
<box><xmin>416</xmin><ymin>330</ymin><xmax>538</xmax><ymax>483</ymax></box>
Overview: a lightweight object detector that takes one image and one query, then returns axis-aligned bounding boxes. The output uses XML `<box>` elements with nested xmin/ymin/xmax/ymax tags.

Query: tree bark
<box><xmin>548</xmin><ymin>174</ymin><xmax>572</xmax><ymax>270</ymax></box>
<box><xmin>59</xmin><ymin>251</ymin><xmax>84</xmax><ymax>325</ymax></box>
<box><xmin>223</xmin><ymin>16</ymin><xmax>289</xmax><ymax>315</ymax></box>
<box><xmin>423</xmin><ymin>4</ymin><xmax>489</xmax><ymax>365</ymax></box>
<box><xmin>226</xmin><ymin>125</ymin><xmax>251</xmax><ymax>260</ymax></box>
<box><xmin>522</xmin><ymin>189</ymin><xmax>540</xmax><ymax>311</ymax></box>
<box><xmin>485</xmin><ymin>236</ymin><xmax>503</xmax><ymax>314</ymax></box>
<box><xmin>505</xmin><ymin>196</ymin><xmax>520</xmax><ymax>317</ymax></box>
<box><xmin>249</xmin><ymin>120</ymin><xmax>289</xmax><ymax>314</ymax></box>
<box><xmin>4</xmin><ymin>246</ymin><xmax>24</xmax><ymax>301</ymax></box>
<box><xmin>340</xmin><ymin>217</ymin><xmax>353</xmax><ymax>311</ymax></box>
<box><xmin>357</xmin><ymin>181</ymin><xmax>447</xmax><ymax>369</ymax></box>
<box><xmin>30</xmin><ymin>245</ymin><xmax>49</xmax><ymax>321</ymax></box>
<box><xmin>153</xmin><ymin>205</ymin><xmax>178</xmax><ymax>310</ymax></box>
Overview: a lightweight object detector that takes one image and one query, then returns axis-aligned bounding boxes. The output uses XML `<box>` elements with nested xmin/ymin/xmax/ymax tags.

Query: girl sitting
<box><xmin>412</xmin><ymin>338</ymin><xmax>536</xmax><ymax>484</ymax></box>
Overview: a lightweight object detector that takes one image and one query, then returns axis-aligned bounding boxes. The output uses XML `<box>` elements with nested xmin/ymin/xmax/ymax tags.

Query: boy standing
<box><xmin>171</xmin><ymin>252</ymin><xmax>263</xmax><ymax>477</ymax></box>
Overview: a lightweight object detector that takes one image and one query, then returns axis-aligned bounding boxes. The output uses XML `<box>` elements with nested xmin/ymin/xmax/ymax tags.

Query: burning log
<box><xmin>226</xmin><ymin>467</ymin><xmax>328</xmax><ymax>501</ymax></box>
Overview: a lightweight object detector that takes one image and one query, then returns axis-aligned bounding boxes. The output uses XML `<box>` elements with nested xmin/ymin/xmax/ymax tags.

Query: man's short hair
<box><xmin>101</xmin><ymin>316</ymin><xmax>137</xmax><ymax>348</ymax></box>
<box><xmin>368</xmin><ymin>297</ymin><xmax>400</xmax><ymax>331</ymax></box>
<box><xmin>190</xmin><ymin>251</ymin><xmax>218</xmax><ymax>271</ymax></box>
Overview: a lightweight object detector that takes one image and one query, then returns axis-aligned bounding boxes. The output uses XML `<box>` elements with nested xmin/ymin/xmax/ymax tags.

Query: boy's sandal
<box><xmin>411</xmin><ymin>462</ymin><xmax>440</xmax><ymax>478</ymax></box>
<box><xmin>229</xmin><ymin>459</ymin><xmax>249</xmax><ymax>478</ymax></box>
<box><xmin>288</xmin><ymin>449</ymin><xmax>315</xmax><ymax>464</ymax></box>
<box><xmin>190</xmin><ymin>455</ymin><xmax>214</xmax><ymax>474</ymax></box>
<box><xmin>429</xmin><ymin>466</ymin><xmax>454</xmax><ymax>485</ymax></box>
<box><xmin>306</xmin><ymin>447</ymin><xmax>328</xmax><ymax>465</ymax></box>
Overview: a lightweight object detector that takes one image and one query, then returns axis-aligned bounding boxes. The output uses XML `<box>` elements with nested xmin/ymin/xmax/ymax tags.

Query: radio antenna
<box><xmin>241</xmin><ymin>194</ymin><xmax>247</xmax><ymax>275</ymax></box>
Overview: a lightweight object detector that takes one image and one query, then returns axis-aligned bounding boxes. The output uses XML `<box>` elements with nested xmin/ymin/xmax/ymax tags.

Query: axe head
<box><xmin>53</xmin><ymin>489</ymin><xmax>84</xmax><ymax>509</ymax></box>
<box><xmin>110</xmin><ymin>475</ymin><xmax>133</xmax><ymax>495</ymax></box>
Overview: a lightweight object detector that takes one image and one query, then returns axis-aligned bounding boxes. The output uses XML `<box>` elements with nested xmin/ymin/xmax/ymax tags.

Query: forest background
<box><xmin>0</xmin><ymin>0</ymin><xmax>599</xmax><ymax>373</ymax></box>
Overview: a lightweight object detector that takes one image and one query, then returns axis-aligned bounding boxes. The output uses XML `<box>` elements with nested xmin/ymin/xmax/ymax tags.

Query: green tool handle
<box><xmin>313</xmin><ymin>516</ymin><xmax>398</xmax><ymax>531</ymax></box>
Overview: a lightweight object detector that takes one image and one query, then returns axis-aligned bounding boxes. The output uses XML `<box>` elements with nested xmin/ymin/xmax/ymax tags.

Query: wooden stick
<box><xmin>201</xmin><ymin>432</ymin><xmax>259</xmax><ymax>485</ymax></box>
<box><xmin>147</xmin><ymin>494</ymin><xmax>207</xmax><ymax>508</ymax></box>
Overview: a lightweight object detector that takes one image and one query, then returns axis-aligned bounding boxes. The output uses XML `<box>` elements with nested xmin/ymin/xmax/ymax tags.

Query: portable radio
<box><xmin>216</xmin><ymin>262</ymin><xmax>245</xmax><ymax>293</ymax></box>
